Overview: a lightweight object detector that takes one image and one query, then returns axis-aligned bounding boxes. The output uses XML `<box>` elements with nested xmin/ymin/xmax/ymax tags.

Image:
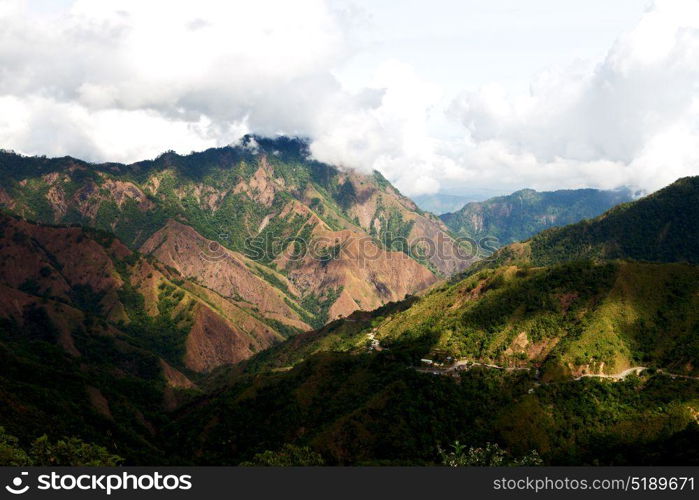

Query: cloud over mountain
<box><xmin>0</xmin><ymin>0</ymin><xmax>697</xmax><ymax>196</ymax></box>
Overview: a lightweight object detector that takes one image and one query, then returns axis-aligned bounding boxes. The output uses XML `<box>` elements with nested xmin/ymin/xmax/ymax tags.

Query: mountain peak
<box><xmin>237</xmin><ymin>134</ymin><xmax>311</xmax><ymax>159</ymax></box>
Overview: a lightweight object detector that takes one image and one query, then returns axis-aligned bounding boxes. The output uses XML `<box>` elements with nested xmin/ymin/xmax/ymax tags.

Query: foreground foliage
<box><xmin>241</xmin><ymin>445</ymin><xmax>325</xmax><ymax>466</ymax></box>
<box><xmin>0</xmin><ymin>428</ymin><xmax>122</xmax><ymax>466</ymax></box>
<box><xmin>439</xmin><ymin>441</ymin><xmax>542</xmax><ymax>466</ymax></box>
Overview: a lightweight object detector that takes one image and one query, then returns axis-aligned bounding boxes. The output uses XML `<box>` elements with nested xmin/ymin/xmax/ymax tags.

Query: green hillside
<box><xmin>375</xmin><ymin>261</ymin><xmax>699</xmax><ymax>376</ymax></box>
<box><xmin>475</xmin><ymin>176</ymin><xmax>699</xmax><ymax>269</ymax></box>
<box><xmin>234</xmin><ymin>260</ymin><xmax>699</xmax><ymax>378</ymax></box>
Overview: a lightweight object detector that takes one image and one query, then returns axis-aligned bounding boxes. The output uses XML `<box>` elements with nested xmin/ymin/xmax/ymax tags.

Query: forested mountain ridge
<box><xmin>469</xmin><ymin>176</ymin><xmax>699</xmax><ymax>272</ymax></box>
<box><xmin>440</xmin><ymin>187</ymin><xmax>633</xmax><ymax>245</ymax></box>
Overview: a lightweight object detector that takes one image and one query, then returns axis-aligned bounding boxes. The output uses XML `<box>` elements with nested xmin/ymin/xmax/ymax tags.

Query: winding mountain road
<box><xmin>366</xmin><ymin>330</ymin><xmax>699</xmax><ymax>383</ymax></box>
<box><xmin>574</xmin><ymin>366</ymin><xmax>647</xmax><ymax>381</ymax></box>
<box><xmin>415</xmin><ymin>359</ymin><xmax>699</xmax><ymax>383</ymax></box>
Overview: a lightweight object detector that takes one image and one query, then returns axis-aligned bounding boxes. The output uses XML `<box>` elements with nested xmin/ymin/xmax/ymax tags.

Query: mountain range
<box><xmin>0</xmin><ymin>137</ymin><xmax>470</xmax><ymax>372</ymax></box>
<box><xmin>0</xmin><ymin>140</ymin><xmax>697</xmax><ymax>466</ymax></box>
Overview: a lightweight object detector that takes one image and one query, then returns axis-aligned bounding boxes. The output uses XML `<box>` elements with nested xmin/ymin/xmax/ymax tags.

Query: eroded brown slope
<box><xmin>280</xmin><ymin>225</ymin><xmax>436</xmax><ymax>321</ymax></box>
<box><xmin>0</xmin><ymin>215</ymin><xmax>285</xmax><ymax>372</ymax></box>
<box><xmin>140</xmin><ymin>219</ymin><xmax>306</xmax><ymax>325</ymax></box>
<box><xmin>141</xmin><ymin>213</ymin><xmax>436</xmax><ymax>325</ymax></box>
<box><xmin>334</xmin><ymin>169</ymin><xmax>471</xmax><ymax>275</ymax></box>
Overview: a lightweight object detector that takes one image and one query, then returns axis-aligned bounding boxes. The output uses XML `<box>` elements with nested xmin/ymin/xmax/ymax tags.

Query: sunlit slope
<box><xmin>370</xmin><ymin>261</ymin><xmax>698</xmax><ymax>377</ymax></box>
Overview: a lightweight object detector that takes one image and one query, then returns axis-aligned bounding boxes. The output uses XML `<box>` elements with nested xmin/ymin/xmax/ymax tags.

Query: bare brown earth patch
<box><xmin>184</xmin><ymin>303</ymin><xmax>280</xmax><ymax>372</ymax></box>
<box><xmin>86</xmin><ymin>386</ymin><xmax>112</xmax><ymax>419</ymax></box>
<box><xmin>160</xmin><ymin>359</ymin><xmax>195</xmax><ymax>389</ymax></box>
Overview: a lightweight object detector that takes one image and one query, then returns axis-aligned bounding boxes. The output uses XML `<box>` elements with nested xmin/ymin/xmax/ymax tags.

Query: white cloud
<box><xmin>0</xmin><ymin>0</ymin><xmax>697</xmax><ymax>198</ymax></box>
<box><xmin>448</xmin><ymin>0</ymin><xmax>699</xmax><ymax>194</ymax></box>
<box><xmin>0</xmin><ymin>0</ymin><xmax>360</xmax><ymax>159</ymax></box>
<box><xmin>309</xmin><ymin>60</ymin><xmax>452</xmax><ymax>195</ymax></box>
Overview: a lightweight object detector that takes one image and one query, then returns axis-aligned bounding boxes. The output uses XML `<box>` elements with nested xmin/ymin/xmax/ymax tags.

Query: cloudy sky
<box><xmin>0</xmin><ymin>0</ymin><xmax>697</xmax><ymax>198</ymax></box>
